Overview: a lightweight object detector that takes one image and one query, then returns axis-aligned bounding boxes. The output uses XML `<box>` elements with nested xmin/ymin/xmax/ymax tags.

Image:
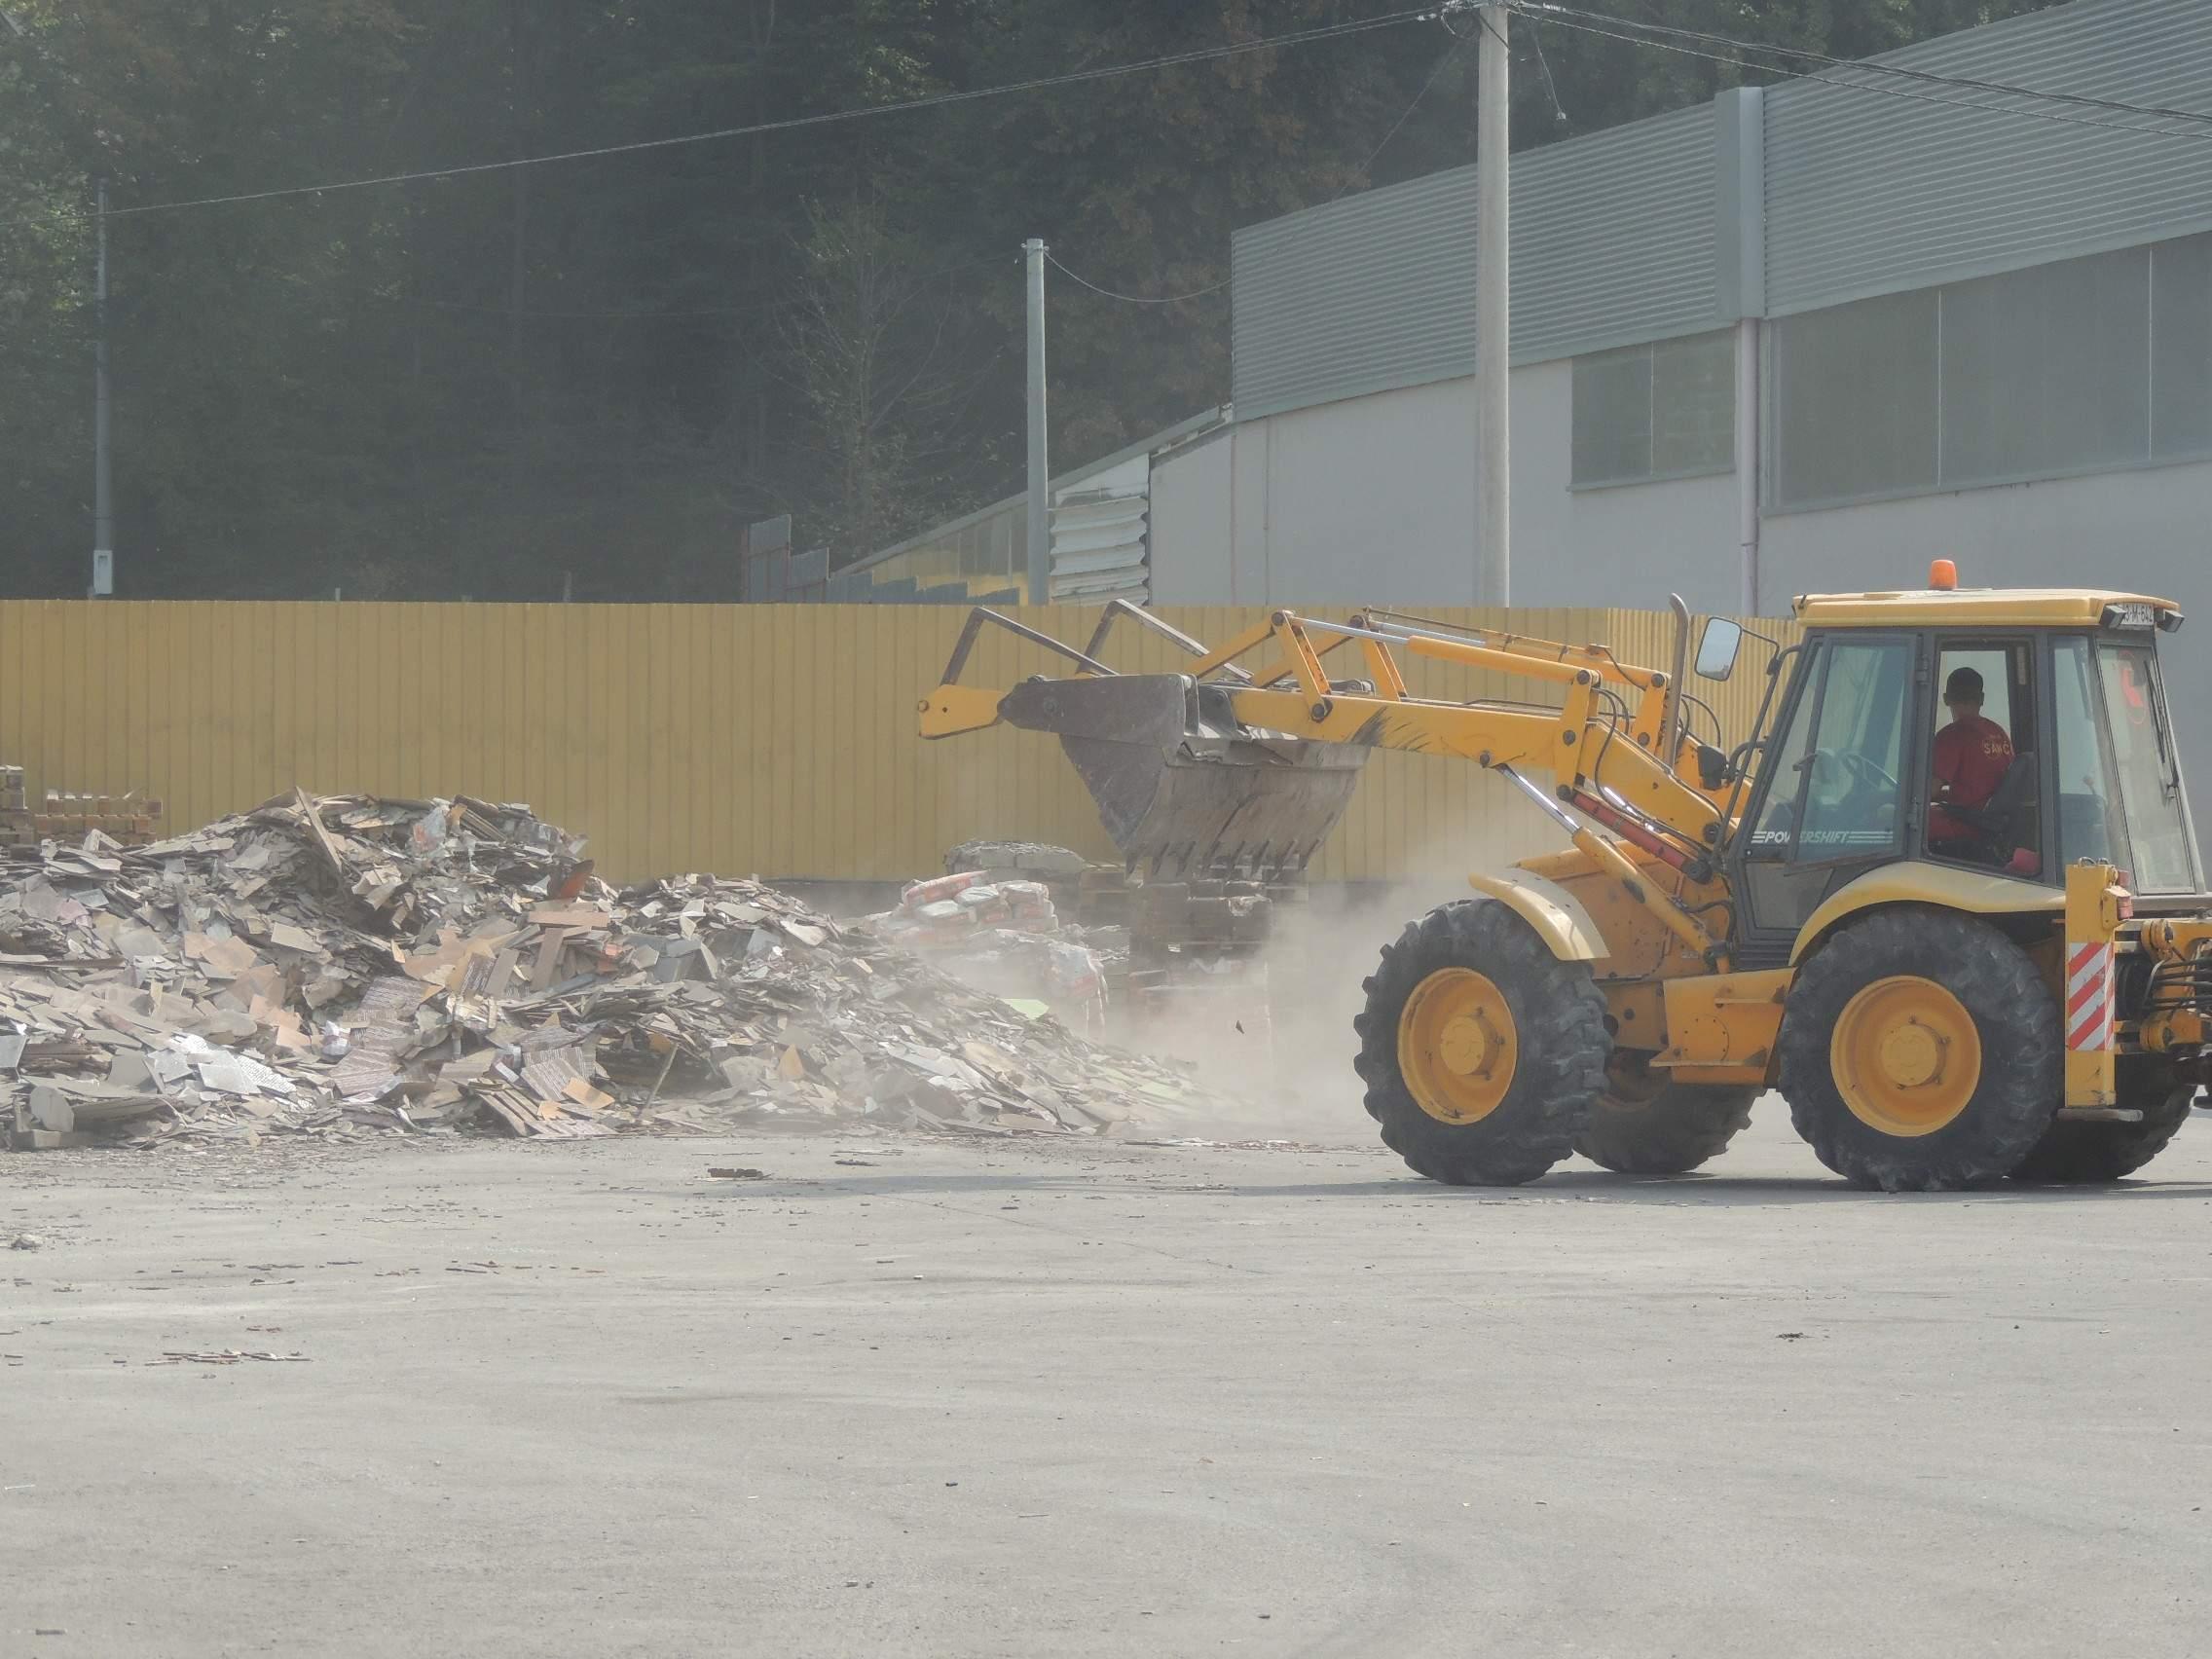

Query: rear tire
<box><xmin>1780</xmin><ymin>909</ymin><xmax>2059</xmax><ymax>1191</ymax></box>
<box><xmin>1354</xmin><ymin>900</ymin><xmax>1608</xmax><ymax>1186</ymax></box>
<box><xmin>1576</xmin><ymin>1053</ymin><xmax>1756</xmax><ymax>1175</ymax></box>
<box><xmin>2009</xmin><ymin>1060</ymin><xmax>2196</xmax><ymax>1183</ymax></box>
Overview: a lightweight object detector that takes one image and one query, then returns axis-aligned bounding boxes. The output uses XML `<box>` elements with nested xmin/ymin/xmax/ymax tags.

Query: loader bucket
<box><xmin>998</xmin><ymin>674</ymin><xmax>1369</xmax><ymax>882</ymax></box>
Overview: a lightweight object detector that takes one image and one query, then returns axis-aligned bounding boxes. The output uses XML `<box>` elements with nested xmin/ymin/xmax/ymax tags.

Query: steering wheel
<box><xmin>1834</xmin><ymin>748</ymin><xmax>1898</xmax><ymax>793</ymax></box>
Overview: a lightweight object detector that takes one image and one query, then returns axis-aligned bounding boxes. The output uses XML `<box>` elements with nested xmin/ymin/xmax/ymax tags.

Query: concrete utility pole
<box><xmin>92</xmin><ymin>177</ymin><xmax>114</xmax><ymax>599</ymax></box>
<box><xmin>1023</xmin><ymin>239</ymin><xmax>1051</xmax><ymax>607</ymax></box>
<box><xmin>1474</xmin><ymin>3</ymin><xmax>1511</xmax><ymax>607</ymax></box>
<box><xmin>1735</xmin><ymin>319</ymin><xmax>1760</xmax><ymax>613</ymax></box>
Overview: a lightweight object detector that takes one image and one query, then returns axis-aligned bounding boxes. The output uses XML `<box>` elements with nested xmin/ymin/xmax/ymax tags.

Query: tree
<box><xmin>780</xmin><ymin>199</ymin><xmax>998</xmax><ymax>564</ymax></box>
<box><xmin>0</xmin><ymin>0</ymin><xmax>2070</xmax><ymax>600</ymax></box>
<box><xmin>0</xmin><ymin>25</ymin><xmax>94</xmax><ymax>596</ymax></box>
<box><xmin>1510</xmin><ymin>1</ymin><xmax>2057</xmax><ymax>135</ymax></box>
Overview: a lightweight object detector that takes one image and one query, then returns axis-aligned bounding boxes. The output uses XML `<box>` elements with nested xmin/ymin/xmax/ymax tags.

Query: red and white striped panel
<box><xmin>2066</xmin><ymin>940</ymin><xmax>2115</xmax><ymax>1053</ymax></box>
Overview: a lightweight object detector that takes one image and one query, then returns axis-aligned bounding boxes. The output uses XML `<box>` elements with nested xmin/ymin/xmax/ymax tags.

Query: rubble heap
<box><xmin>871</xmin><ymin>869</ymin><xmax>1111</xmax><ymax>1034</ymax></box>
<box><xmin>924</xmin><ymin>839</ymin><xmax>1277</xmax><ymax>1047</ymax></box>
<box><xmin>0</xmin><ymin>793</ymin><xmax>1232</xmax><ymax>1149</ymax></box>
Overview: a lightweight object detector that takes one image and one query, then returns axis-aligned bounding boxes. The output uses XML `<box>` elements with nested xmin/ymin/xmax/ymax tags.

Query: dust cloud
<box><xmin>1111</xmin><ymin>876</ymin><xmax>1473</xmax><ymax>1144</ymax></box>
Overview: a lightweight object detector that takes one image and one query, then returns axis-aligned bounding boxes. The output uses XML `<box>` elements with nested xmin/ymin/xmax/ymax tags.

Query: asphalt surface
<box><xmin>4</xmin><ymin>1105</ymin><xmax>2210</xmax><ymax>1657</ymax></box>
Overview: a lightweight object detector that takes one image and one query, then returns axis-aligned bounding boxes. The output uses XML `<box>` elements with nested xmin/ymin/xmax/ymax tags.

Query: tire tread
<box><xmin>1778</xmin><ymin>908</ymin><xmax>2060</xmax><ymax>1191</ymax></box>
<box><xmin>1354</xmin><ymin>900</ymin><xmax>1608</xmax><ymax>1186</ymax></box>
<box><xmin>1576</xmin><ymin>1082</ymin><xmax>1757</xmax><ymax>1175</ymax></box>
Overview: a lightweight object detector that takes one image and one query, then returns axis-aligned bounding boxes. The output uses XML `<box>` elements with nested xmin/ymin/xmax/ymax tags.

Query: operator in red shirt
<box><xmin>1929</xmin><ymin>665</ymin><xmax>2014</xmax><ymax>855</ymax></box>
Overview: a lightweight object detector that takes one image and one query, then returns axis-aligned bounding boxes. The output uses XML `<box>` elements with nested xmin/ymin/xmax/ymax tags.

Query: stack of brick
<box><xmin>0</xmin><ymin>773</ymin><xmax>162</xmax><ymax>851</ymax></box>
<box><xmin>871</xmin><ymin>869</ymin><xmax>1106</xmax><ymax>1033</ymax></box>
<box><xmin>888</xmin><ymin>870</ymin><xmax>1058</xmax><ymax>943</ymax></box>
<box><xmin>933</xmin><ymin>841</ymin><xmax>1289</xmax><ymax>1043</ymax></box>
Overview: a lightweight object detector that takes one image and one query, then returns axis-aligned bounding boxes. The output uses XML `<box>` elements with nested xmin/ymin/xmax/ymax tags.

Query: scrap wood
<box><xmin>528</xmin><ymin>927</ymin><xmax>574</xmax><ymax>993</ymax></box>
<box><xmin>562</xmin><ymin>1078</ymin><xmax>615</xmax><ymax>1111</ymax></box>
<box><xmin>0</xmin><ymin>790</ymin><xmax>1242</xmax><ymax>1154</ymax></box>
<box><xmin>155</xmin><ymin>1349</ymin><xmax>311</xmax><ymax>1366</ymax></box>
<box><xmin>469</xmin><ymin>1084</ymin><xmax>612</xmax><ymax>1139</ymax></box>
<box><xmin>518</xmin><ymin>1028</ymin><xmax>598</xmax><ymax>1101</ymax></box>
<box><xmin>291</xmin><ymin>786</ymin><xmax>350</xmax><ymax>882</ymax></box>
<box><xmin>330</xmin><ymin>976</ymin><xmax>424</xmax><ymax>1101</ymax></box>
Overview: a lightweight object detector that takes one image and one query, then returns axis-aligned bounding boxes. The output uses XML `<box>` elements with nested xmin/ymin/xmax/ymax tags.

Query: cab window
<box><xmin>1749</xmin><ymin>657</ymin><xmax>1823</xmax><ymax>857</ymax></box>
<box><xmin>1749</xmin><ymin>638</ymin><xmax>1910</xmax><ymax>863</ymax></box>
<box><xmin>2053</xmin><ymin>637</ymin><xmax>2125</xmax><ymax>870</ymax></box>
<box><xmin>2098</xmin><ymin>641</ymin><xmax>2197</xmax><ymax>893</ymax></box>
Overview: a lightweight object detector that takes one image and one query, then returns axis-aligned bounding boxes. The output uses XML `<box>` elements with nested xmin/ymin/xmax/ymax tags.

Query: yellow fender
<box><xmin>1790</xmin><ymin>861</ymin><xmax>2064</xmax><ymax>963</ymax></box>
<box><xmin>1466</xmin><ymin>869</ymin><xmax>1608</xmax><ymax>962</ymax></box>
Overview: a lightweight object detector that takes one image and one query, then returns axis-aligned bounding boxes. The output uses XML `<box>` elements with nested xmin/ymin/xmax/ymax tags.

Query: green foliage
<box><xmin>0</xmin><ymin>0</ymin><xmax>2058</xmax><ymax>597</ymax></box>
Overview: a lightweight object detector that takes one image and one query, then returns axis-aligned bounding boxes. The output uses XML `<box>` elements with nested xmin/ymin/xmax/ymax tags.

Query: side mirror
<box><xmin>1695</xmin><ymin>617</ymin><xmax>1743</xmax><ymax>682</ymax></box>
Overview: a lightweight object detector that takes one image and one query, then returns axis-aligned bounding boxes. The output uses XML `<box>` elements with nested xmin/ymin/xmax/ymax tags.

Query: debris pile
<box><xmin>0</xmin><ymin>793</ymin><xmax>1234</xmax><ymax>1150</ymax></box>
<box><xmin>904</xmin><ymin>840</ymin><xmax>1278</xmax><ymax>1049</ymax></box>
<box><xmin>871</xmin><ymin>868</ymin><xmax>1110</xmax><ymax>1034</ymax></box>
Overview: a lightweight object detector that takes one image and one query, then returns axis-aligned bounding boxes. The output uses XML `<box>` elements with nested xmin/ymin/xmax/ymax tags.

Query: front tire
<box><xmin>1354</xmin><ymin>900</ymin><xmax>1608</xmax><ymax>1186</ymax></box>
<box><xmin>1576</xmin><ymin>1052</ymin><xmax>1756</xmax><ymax>1175</ymax></box>
<box><xmin>1780</xmin><ymin>909</ymin><xmax>2059</xmax><ymax>1191</ymax></box>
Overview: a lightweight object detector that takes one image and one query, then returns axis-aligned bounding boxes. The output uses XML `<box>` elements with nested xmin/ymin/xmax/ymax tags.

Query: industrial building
<box><xmin>848</xmin><ymin>0</ymin><xmax>2212</xmax><ymax>782</ymax></box>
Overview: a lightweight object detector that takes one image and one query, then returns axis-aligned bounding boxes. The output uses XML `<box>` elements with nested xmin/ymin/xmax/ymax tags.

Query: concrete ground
<box><xmin>3</xmin><ymin>1104</ymin><xmax>2209</xmax><ymax>1658</ymax></box>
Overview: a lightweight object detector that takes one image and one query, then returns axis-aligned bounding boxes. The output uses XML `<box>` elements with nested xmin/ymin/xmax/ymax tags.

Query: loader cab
<box><xmin>1717</xmin><ymin>582</ymin><xmax>2199</xmax><ymax>968</ymax></box>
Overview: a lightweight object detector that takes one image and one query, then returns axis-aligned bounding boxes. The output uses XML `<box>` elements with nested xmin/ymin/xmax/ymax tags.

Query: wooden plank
<box><xmin>528</xmin><ymin>904</ymin><xmax>612</xmax><ymax>929</ymax></box>
<box><xmin>293</xmin><ymin>787</ymin><xmax>350</xmax><ymax>882</ymax></box>
<box><xmin>529</xmin><ymin>928</ymin><xmax>573</xmax><ymax>993</ymax></box>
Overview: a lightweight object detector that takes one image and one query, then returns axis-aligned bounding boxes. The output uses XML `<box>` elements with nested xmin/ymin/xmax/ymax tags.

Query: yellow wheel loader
<box><xmin>919</xmin><ymin>569</ymin><xmax>2209</xmax><ymax>1190</ymax></box>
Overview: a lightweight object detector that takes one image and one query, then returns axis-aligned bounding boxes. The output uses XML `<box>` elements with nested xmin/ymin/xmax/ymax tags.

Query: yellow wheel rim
<box><xmin>1829</xmin><ymin>976</ymin><xmax>1981</xmax><ymax>1138</ymax></box>
<box><xmin>1398</xmin><ymin>968</ymin><xmax>1518</xmax><ymax>1124</ymax></box>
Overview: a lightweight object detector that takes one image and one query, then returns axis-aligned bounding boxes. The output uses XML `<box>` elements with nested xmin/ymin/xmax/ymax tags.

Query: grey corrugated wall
<box><xmin>1763</xmin><ymin>0</ymin><xmax>2212</xmax><ymax>315</ymax></box>
<box><xmin>1231</xmin><ymin>0</ymin><xmax>2212</xmax><ymax>421</ymax></box>
<box><xmin>1232</xmin><ymin>107</ymin><xmax>1718</xmax><ymax>422</ymax></box>
<box><xmin>1512</xmin><ymin>104</ymin><xmax>1719</xmax><ymax>362</ymax></box>
<box><xmin>1231</xmin><ymin>166</ymin><xmax>1479</xmax><ymax>424</ymax></box>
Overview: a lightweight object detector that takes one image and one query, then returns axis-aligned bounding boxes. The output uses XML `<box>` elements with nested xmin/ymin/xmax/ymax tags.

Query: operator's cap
<box><xmin>1943</xmin><ymin>666</ymin><xmax>1985</xmax><ymax>703</ymax></box>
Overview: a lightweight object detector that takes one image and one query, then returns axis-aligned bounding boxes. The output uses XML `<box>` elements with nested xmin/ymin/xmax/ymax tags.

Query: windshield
<box><xmin>2097</xmin><ymin>640</ymin><xmax>2199</xmax><ymax>893</ymax></box>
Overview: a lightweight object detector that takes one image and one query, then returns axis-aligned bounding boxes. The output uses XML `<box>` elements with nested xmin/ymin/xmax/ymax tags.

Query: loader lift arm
<box><xmin>919</xmin><ymin>603</ymin><xmax>1736</xmax><ymax>965</ymax></box>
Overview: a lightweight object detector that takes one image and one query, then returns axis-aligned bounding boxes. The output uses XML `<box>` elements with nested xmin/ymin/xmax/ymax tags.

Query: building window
<box><xmin>1772</xmin><ymin>290</ymin><xmax>1938</xmax><ymax>507</ymax></box>
<box><xmin>1771</xmin><ymin>233</ymin><xmax>2212</xmax><ymax>511</ymax></box>
<box><xmin>1939</xmin><ymin>248</ymin><xmax>2149</xmax><ymax>484</ymax></box>
<box><xmin>1570</xmin><ymin>330</ymin><xmax>1735</xmax><ymax>488</ymax></box>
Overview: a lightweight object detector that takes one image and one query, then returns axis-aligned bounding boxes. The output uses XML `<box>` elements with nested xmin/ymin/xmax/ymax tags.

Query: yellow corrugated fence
<box><xmin>0</xmin><ymin>602</ymin><xmax>1792</xmax><ymax>883</ymax></box>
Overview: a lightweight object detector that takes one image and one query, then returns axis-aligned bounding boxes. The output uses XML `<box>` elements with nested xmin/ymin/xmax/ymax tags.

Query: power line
<box><xmin>417</xmin><ymin>252</ymin><xmax>1010</xmax><ymax>321</ymax></box>
<box><xmin>1358</xmin><ymin>18</ymin><xmax>1478</xmax><ymax>179</ymax></box>
<box><xmin>1511</xmin><ymin>2</ymin><xmax>2212</xmax><ymax>145</ymax></box>
<box><xmin>1519</xmin><ymin>2</ymin><xmax>2212</xmax><ymax>129</ymax></box>
<box><xmin>1047</xmin><ymin>18</ymin><xmax>1474</xmax><ymax>306</ymax></box>
<box><xmin>23</xmin><ymin>7</ymin><xmax>1445</xmax><ymax>228</ymax></box>
<box><xmin>1524</xmin><ymin>14</ymin><xmax>1571</xmax><ymax>125</ymax></box>
<box><xmin>1045</xmin><ymin>253</ymin><xmax>1225</xmax><ymax>307</ymax></box>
